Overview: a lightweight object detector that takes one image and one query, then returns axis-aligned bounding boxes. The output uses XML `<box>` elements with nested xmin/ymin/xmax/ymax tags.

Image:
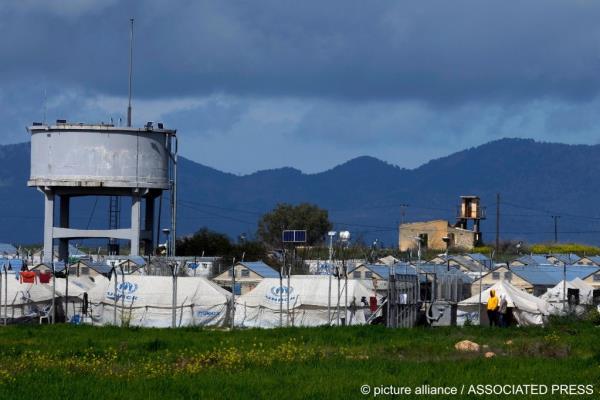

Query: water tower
<box><xmin>455</xmin><ymin>195</ymin><xmax>486</xmax><ymax>245</ymax></box>
<box><xmin>28</xmin><ymin>120</ymin><xmax>177</xmax><ymax>262</ymax></box>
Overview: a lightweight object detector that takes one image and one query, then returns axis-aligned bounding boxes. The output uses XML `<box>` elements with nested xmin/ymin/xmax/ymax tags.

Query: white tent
<box><xmin>458</xmin><ymin>281</ymin><xmax>550</xmax><ymax>326</ymax></box>
<box><xmin>541</xmin><ymin>278</ymin><xmax>595</xmax><ymax>315</ymax></box>
<box><xmin>70</xmin><ymin>275</ymin><xmax>110</xmax><ymax>302</ymax></box>
<box><xmin>91</xmin><ymin>276</ymin><xmax>231</xmax><ymax>328</ymax></box>
<box><xmin>234</xmin><ymin>275</ymin><xmax>379</xmax><ymax>328</ymax></box>
<box><xmin>0</xmin><ymin>275</ymin><xmax>83</xmax><ymax>321</ymax></box>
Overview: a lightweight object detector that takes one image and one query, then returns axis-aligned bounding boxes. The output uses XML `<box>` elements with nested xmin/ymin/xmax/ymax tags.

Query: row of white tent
<box><xmin>0</xmin><ymin>274</ymin><xmax>378</xmax><ymax>328</ymax></box>
<box><xmin>457</xmin><ymin>278</ymin><xmax>598</xmax><ymax>326</ymax></box>
<box><xmin>0</xmin><ymin>270</ymin><xmax>595</xmax><ymax>328</ymax></box>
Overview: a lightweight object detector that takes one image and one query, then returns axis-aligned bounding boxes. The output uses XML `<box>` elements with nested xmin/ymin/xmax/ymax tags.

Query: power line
<box><xmin>178</xmin><ymin>202</ymin><xmax>256</xmax><ymax>225</ymax></box>
<box><xmin>179</xmin><ymin>199</ymin><xmax>264</xmax><ymax>216</ymax></box>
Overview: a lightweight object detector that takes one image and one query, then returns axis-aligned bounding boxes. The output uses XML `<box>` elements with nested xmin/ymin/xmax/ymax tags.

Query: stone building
<box><xmin>398</xmin><ymin>220</ymin><xmax>476</xmax><ymax>251</ymax></box>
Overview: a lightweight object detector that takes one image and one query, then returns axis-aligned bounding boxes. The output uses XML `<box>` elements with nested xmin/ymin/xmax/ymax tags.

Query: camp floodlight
<box><xmin>339</xmin><ymin>231</ymin><xmax>351</xmax><ymax>242</ymax></box>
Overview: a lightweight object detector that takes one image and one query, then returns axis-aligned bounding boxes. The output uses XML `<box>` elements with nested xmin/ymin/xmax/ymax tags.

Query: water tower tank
<box><xmin>28</xmin><ymin>121</ymin><xmax>176</xmax><ymax>262</ymax></box>
<box><xmin>28</xmin><ymin>122</ymin><xmax>172</xmax><ymax>189</ymax></box>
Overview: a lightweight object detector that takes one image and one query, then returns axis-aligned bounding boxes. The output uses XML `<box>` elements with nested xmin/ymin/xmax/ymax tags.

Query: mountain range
<box><xmin>2</xmin><ymin>138</ymin><xmax>600</xmax><ymax>248</ymax></box>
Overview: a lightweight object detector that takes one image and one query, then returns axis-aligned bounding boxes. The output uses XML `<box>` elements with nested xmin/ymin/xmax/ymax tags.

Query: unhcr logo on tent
<box><xmin>196</xmin><ymin>310</ymin><xmax>220</xmax><ymax>318</ymax></box>
<box><xmin>265</xmin><ymin>286</ymin><xmax>297</xmax><ymax>304</ymax></box>
<box><xmin>106</xmin><ymin>281</ymin><xmax>139</xmax><ymax>302</ymax></box>
<box><xmin>118</xmin><ymin>282</ymin><xmax>138</xmax><ymax>294</ymax></box>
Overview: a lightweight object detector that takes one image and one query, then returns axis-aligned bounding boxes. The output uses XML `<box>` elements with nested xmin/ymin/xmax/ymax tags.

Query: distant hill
<box><xmin>2</xmin><ymin>138</ymin><xmax>600</xmax><ymax>248</ymax></box>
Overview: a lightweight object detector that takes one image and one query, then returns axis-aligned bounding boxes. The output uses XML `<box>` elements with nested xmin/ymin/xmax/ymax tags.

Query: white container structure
<box><xmin>28</xmin><ymin>121</ymin><xmax>177</xmax><ymax>261</ymax></box>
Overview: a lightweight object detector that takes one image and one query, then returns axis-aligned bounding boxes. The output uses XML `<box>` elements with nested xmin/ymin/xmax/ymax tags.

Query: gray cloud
<box><xmin>2</xmin><ymin>1</ymin><xmax>600</xmax><ymax>104</ymax></box>
<box><xmin>2</xmin><ymin>1</ymin><xmax>600</xmax><ymax>174</ymax></box>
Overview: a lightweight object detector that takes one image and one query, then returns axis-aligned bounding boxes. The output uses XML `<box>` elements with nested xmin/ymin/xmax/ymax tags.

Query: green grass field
<box><xmin>0</xmin><ymin>319</ymin><xmax>598</xmax><ymax>399</ymax></box>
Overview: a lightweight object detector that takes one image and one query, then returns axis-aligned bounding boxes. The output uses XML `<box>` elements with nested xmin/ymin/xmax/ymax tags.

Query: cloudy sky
<box><xmin>2</xmin><ymin>0</ymin><xmax>600</xmax><ymax>174</ymax></box>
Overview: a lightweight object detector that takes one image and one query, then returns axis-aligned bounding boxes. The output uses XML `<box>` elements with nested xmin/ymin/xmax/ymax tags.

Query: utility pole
<box><xmin>399</xmin><ymin>204</ymin><xmax>408</xmax><ymax>252</ymax></box>
<box><xmin>230</xmin><ymin>257</ymin><xmax>236</xmax><ymax>330</ymax></box>
<box><xmin>327</xmin><ymin>231</ymin><xmax>336</xmax><ymax>325</ymax></box>
<box><xmin>551</xmin><ymin>215</ymin><xmax>560</xmax><ymax>243</ymax></box>
<box><xmin>495</xmin><ymin>193</ymin><xmax>500</xmax><ymax>254</ymax></box>
<box><xmin>280</xmin><ymin>250</ymin><xmax>284</xmax><ymax>328</ymax></box>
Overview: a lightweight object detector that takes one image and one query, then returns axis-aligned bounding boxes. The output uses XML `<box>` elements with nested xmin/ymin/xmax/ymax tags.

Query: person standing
<box><xmin>498</xmin><ymin>295</ymin><xmax>508</xmax><ymax>327</ymax></box>
<box><xmin>486</xmin><ymin>289</ymin><xmax>499</xmax><ymax>327</ymax></box>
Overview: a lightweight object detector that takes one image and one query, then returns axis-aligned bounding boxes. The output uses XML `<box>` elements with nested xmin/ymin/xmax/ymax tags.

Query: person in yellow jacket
<box><xmin>486</xmin><ymin>289</ymin><xmax>499</xmax><ymax>327</ymax></box>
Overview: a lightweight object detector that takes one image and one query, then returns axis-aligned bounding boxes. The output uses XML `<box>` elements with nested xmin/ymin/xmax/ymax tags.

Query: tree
<box><xmin>176</xmin><ymin>227</ymin><xmax>267</xmax><ymax>262</ymax></box>
<box><xmin>176</xmin><ymin>228</ymin><xmax>233</xmax><ymax>256</ymax></box>
<box><xmin>257</xmin><ymin>203</ymin><xmax>332</xmax><ymax>248</ymax></box>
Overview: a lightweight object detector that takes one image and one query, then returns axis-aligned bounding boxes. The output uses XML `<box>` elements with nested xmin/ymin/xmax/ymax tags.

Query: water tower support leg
<box><xmin>130</xmin><ymin>192</ymin><xmax>141</xmax><ymax>256</ymax></box>
<box><xmin>42</xmin><ymin>190</ymin><xmax>55</xmax><ymax>263</ymax></box>
<box><xmin>144</xmin><ymin>194</ymin><xmax>155</xmax><ymax>255</ymax></box>
<box><xmin>58</xmin><ymin>195</ymin><xmax>70</xmax><ymax>261</ymax></box>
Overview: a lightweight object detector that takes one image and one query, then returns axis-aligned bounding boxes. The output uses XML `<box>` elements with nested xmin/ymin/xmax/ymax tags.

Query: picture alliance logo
<box><xmin>265</xmin><ymin>286</ymin><xmax>297</xmax><ymax>304</ymax></box>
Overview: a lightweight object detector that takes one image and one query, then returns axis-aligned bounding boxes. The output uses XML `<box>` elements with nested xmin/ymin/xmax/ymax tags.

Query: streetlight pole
<box><xmin>552</xmin><ymin>215</ymin><xmax>560</xmax><ymax>243</ymax></box>
<box><xmin>327</xmin><ymin>231</ymin><xmax>336</xmax><ymax>325</ymax></box>
<box><xmin>120</xmin><ymin>264</ymin><xmax>125</xmax><ymax>326</ymax></box>
<box><xmin>413</xmin><ymin>237</ymin><xmax>422</xmax><ymax>302</ymax></box>
<box><xmin>280</xmin><ymin>249</ymin><xmax>284</xmax><ymax>328</ymax></box>
<box><xmin>112</xmin><ymin>265</ymin><xmax>118</xmax><ymax>325</ymax></box>
<box><xmin>0</xmin><ymin>265</ymin><xmax>2</xmax><ymax>325</ymax></box>
<box><xmin>230</xmin><ymin>257</ymin><xmax>236</xmax><ymax>329</ymax></box>
<box><xmin>287</xmin><ymin>248</ymin><xmax>293</xmax><ymax>326</ymax></box>
<box><xmin>339</xmin><ymin>231</ymin><xmax>351</xmax><ymax>325</ymax></box>
<box><xmin>3</xmin><ymin>266</ymin><xmax>7</xmax><ymax>325</ymax></box>
<box><xmin>562</xmin><ymin>260</ymin><xmax>567</xmax><ymax>313</ymax></box>
<box><xmin>64</xmin><ymin>261</ymin><xmax>69</xmax><ymax>322</ymax></box>
<box><xmin>163</xmin><ymin>228</ymin><xmax>177</xmax><ymax>328</ymax></box>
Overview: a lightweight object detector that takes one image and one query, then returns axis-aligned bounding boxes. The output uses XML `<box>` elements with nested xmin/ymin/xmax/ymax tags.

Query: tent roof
<box><xmin>540</xmin><ymin>278</ymin><xmax>595</xmax><ymax>303</ymax></box>
<box><xmin>0</xmin><ymin>276</ymin><xmax>84</xmax><ymax>305</ymax></box>
<box><xmin>99</xmin><ymin>276</ymin><xmax>230</xmax><ymax>307</ymax></box>
<box><xmin>236</xmin><ymin>275</ymin><xmax>375</xmax><ymax>310</ymax></box>
<box><xmin>459</xmin><ymin>281</ymin><xmax>550</xmax><ymax>315</ymax></box>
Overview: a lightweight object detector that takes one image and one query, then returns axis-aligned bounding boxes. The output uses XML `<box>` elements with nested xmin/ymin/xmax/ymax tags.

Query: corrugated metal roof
<box><xmin>52</xmin><ymin>245</ymin><xmax>86</xmax><ymax>256</ymax></box>
<box><xmin>449</xmin><ymin>255</ymin><xmax>486</xmax><ymax>272</ymax></box>
<box><xmin>88</xmin><ymin>263</ymin><xmax>115</xmax><ymax>274</ymax></box>
<box><xmin>0</xmin><ymin>259</ymin><xmax>22</xmax><ymax>269</ymax></box>
<box><xmin>349</xmin><ymin>263</ymin><xmax>419</xmax><ymax>279</ymax></box>
<box><xmin>467</xmin><ymin>253</ymin><xmax>490</xmax><ymax>262</ymax></box>
<box><xmin>31</xmin><ymin>262</ymin><xmax>66</xmax><ymax>272</ymax></box>
<box><xmin>580</xmin><ymin>255</ymin><xmax>600</xmax><ymax>265</ymax></box>
<box><xmin>417</xmin><ymin>263</ymin><xmax>474</xmax><ymax>283</ymax></box>
<box><xmin>513</xmin><ymin>255</ymin><xmax>551</xmax><ymax>265</ymax></box>
<box><xmin>510</xmin><ymin>265</ymin><xmax>599</xmax><ymax>286</ymax></box>
<box><xmin>0</xmin><ymin>243</ymin><xmax>17</xmax><ymax>255</ymax></box>
<box><xmin>105</xmin><ymin>255</ymin><xmax>146</xmax><ymax>263</ymax></box>
<box><xmin>124</xmin><ymin>256</ymin><xmax>146</xmax><ymax>266</ymax></box>
<box><xmin>366</xmin><ymin>265</ymin><xmax>392</xmax><ymax>279</ymax></box>
<box><xmin>549</xmin><ymin>253</ymin><xmax>581</xmax><ymax>264</ymax></box>
<box><xmin>238</xmin><ymin>261</ymin><xmax>279</xmax><ymax>278</ymax></box>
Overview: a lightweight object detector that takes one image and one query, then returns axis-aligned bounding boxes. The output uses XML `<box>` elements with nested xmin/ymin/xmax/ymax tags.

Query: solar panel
<box><xmin>282</xmin><ymin>230</ymin><xmax>307</xmax><ymax>243</ymax></box>
<box><xmin>294</xmin><ymin>230</ymin><xmax>306</xmax><ymax>242</ymax></box>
